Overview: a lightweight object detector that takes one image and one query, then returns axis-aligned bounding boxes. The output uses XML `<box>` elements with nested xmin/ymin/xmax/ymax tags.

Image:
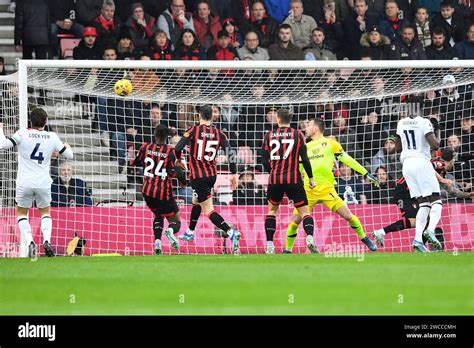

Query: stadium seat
<box><xmin>59</xmin><ymin>36</ymin><xmax>81</xmax><ymax>60</ymax></box>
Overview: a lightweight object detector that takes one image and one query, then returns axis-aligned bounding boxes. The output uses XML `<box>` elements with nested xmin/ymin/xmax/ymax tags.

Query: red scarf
<box><xmin>173</xmin><ymin>15</ymin><xmax>184</xmax><ymax>29</ymax></box>
<box><xmin>243</xmin><ymin>0</ymin><xmax>250</xmax><ymax>20</ymax></box>
<box><xmin>251</xmin><ymin>15</ymin><xmax>268</xmax><ymax>34</ymax></box>
<box><xmin>389</xmin><ymin>17</ymin><xmax>399</xmax><ymax>31</ymax></box>
<box><xmin>97</xmin><ymin>15</ymin><xmax>115</xmax><ymax>31</ymax></box>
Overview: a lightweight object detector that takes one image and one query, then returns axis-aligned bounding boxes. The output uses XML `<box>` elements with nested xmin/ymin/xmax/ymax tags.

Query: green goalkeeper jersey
<box><xmin>300</xmin><ymin>136</ymin><xmax>368</xmax><ymax>189</ymax></box>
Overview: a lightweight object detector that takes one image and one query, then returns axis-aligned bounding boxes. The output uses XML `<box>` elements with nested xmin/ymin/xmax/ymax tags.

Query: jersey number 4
<box><xmin>270</xmin><ymin>139</ymin><xmax>294</xmax><ymax>160</ymax></box>
<box><xmin>403</xmin><ymin>130</ymin><xmax>417</xmax><ymax>150</ymax></box>
<box><xmin>144</xmin><ymin>157</ymin><xmax>167</xmax><ymax>179</ymax></box>
<box><xmin>30</xmin><ymin>143</ymin><xmax>45</xmax><ymax>164</ymax></box>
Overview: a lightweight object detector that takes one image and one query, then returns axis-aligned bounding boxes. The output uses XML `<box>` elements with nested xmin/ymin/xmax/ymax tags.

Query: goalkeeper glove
<box><xmin>365</xmin><ymin>173</ymin><xmax>380</xmax><ymax>188</ymax></box>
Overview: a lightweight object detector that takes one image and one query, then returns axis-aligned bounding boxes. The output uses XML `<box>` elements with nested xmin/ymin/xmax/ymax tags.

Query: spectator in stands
<box><xmin>92</xmin><ymin>0</ymin><xmax>122</xmax><ymax>48</ymax></box>
<box><xmin>343</xmin><ymin>0</ymin><xmax>377</xmax><ymax>59</ymax></box>
<box><xmin>316</xmin><ymin>0</ymin><xmax>345</xmax><ymax>56</ymax></box>
<box><xmin>233</xmin><ymin>171</ymin><xmax>266</xmax><ymax>205</ymax></box>
<box><xmin>327</xmin><ymin>108</ymin><xmax>362</xmax><ymax>160</ymax></box>
<box><xmin>303</xmin><ymin>27</ymin><xmax>337</xmax><ymax>60</ymax></box>
<box><xmin>124</xmin><ymin>2</ymin><xmax>157</xmax><ymax>51</ymax></box>
<box><xmin>193</xmin><ymin>0</ymin><xmax>222</xmax><ymax>49</ymax></box>
<box><xmin>359</xmin><ymin>25</ymin><xmax>391</xmax><ymax>60</ymax></box>
<box><xmin>366</xmin><ymin>165</ymin><xmax>394</xmax><ymax>204</ymax></box>
<box><xmin>73</xmin><ymin>26</ymin><xmax>101</xmax><ymax>60</ymax></box>
<box><xmin>76</xmin><ymin>0</ymin><xmax>103</xmax><ymax>26</ymax></box>
<box><xmin>173</xmin><ymin>29</ymin><xmax>207</xmax><ymax>60</ymax></box>
<box><xmin>454</xmin><ymin>23</ymin><xmax>474</xmax><ymax>59</ymax></box>
<box><xmin>425</xmin><ymin>27</ymin><xmax>455</xmax><ymax>59</ymax></box>
<box><xmin>336</xmin><ymin>163</ymin><xmax>367</xmax><ymax>204</ymax></box>
<box><xmin>215</xmin><ymin>94</ymin><xmax>245</xmax><ymax>148</ymax></box>
<box><xmin>414</xmin><ymin>6</ymin><xmax>432</xmax><ymax>48</ymax></box>
<box><xmin>446</xmin><ymin>132</ymin><xmax>474</xmax><ymax>185</ymax></box>
<box><xmin>214</xmin><ymin>0</ymin><xmax>257</xmax><ymax>27</ymax></box>
<box><xmin>130</xmin><ymin>53</ymin><xmax>161</xmax><ymax>97</ymax></box>
<box><xmin>14</xmin><ymin>0</ymin><xmax>50</xmax><ymax>59</ymax></box>
<box><xmin>365</xmin><ymin>0</ymin><xmax>385</xmax><ymax>21</ymax></box>
<box><xmin>135</xmin><ymin>104</ymin><xmax>171</xmax><ymax>144</ymax></box>
<box><xmin>51</xmin><ymin>162</ymin><xmax>93</xmax><ymax>207</ymax></box>
<box><xmin>48</xmin><ymin>0</ymin><xmax>85</xmax><ymax>58</ymax></box>
<box><xmin>460</xmin><ymin>115</ymin><xmax>473</xmax><ymax>153</ymax></box>
<box><xmin>431</xmin><ymin>0</ymin><xmax>466</xmax><ymax>47</ymax></box>
<box><xmin>370</xmin><ymin>135</ymin><xmax>401</xmax><ymax>180</ymax></box>
<box><xmin>268</xmin><ymin>24</ymin><xmax>305</xmax><ymax>60</ymax></box>
<box><xmin>207</xmin><ymin>30</ymin><xmax>240</xmax><ymax>63</ymax></box>
<box><xmin>389</xmin><ymin>24</ymin><xmax>427</xmax><ymax>60</ymax></box>
<box><xmin>378</xmin><ymin>0</ymin><xmax>408</xmax><ymax>44</ymax></box>
<box><xmin>417</xmin><ymin>0</ymin><xmax>442</xmax><ymax>18</ymax></box>
<box><xmin>116</xmin><ymin>29</ymin><xmax>137</xmax><ymax>60</ymax></box>
<box><xmin>282</xmin><ymin>0</ymin><xmax>318</xmax><ymax>48</ymax></box>
<box><xmin>397</xmin><ymin>0</ymin><xmax>418</xmax><ymax>22</ymax></box>
<box><xmin>237</xmin><ymin>31</ymin><xmax>270</xmax><ymax>60</ymax></box>
<box><xmin>147</xmin><ymin>30</ymin><xmax>175</xmax><ymax>60</ymax></box>
<box><xmin>0</xmin><ymin>57</ymin><xmax>5</xmax><ymax>75</ymax></box>
<box><xmin>157</xmin><ymin>0</ymin><xmax>195</xmax><ymax>47</ymax></box>
<box><xmin>222</xmin><ymin>18</ymin><xmax>244</xmax><ymax>48</ymax></box>
<box><xmin>356</xmin><ymin>109</ymin><xmax>384</xmax><ymax>166</ymax></box>
<box><xmin>245</xmin><ymin>1</ymin><xmax>279</xmax><ymax>48</ymax></box>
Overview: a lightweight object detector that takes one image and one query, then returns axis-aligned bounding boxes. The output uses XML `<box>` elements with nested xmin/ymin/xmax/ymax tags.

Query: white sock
<box><xmin>428</xmin><ymin>200</ymin><xmax>443</xmax><ymax>232</ymax></box>
<box><xmin>376</xmin><ymin>228</ymin><xmax>386</xmax><ymax>236</ymax></box>
<box><xmin>266</xmin><ymin>241</ymin><xmax>274</xmax><ymax>247</ymax></box>
<box><xmin>226</xmin><ymin>229</ymin><xmax>234</xmax><ymax>238</ymax></box>
<box><xmin>18</xmin><ymin>216</ymin><xmax>33</xmax><ymax>245</ymax></box>
<box><xmin>415</xmin><ymin>203</ymin><xmax>431</xmax><ymax>242</ymax></box>
<box><xmin>187</xmin><ymin>229</ymin><xmax>195</xmax><ymax>235</ymax></box>
<box><xmin>41</xmin><ymin>215</ymin><xmax>52</xmax><ymax>243</ymax></box>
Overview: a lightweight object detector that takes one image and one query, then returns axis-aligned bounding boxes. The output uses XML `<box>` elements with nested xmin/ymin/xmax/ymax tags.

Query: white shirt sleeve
<box><xmin>422</xmin><ymin>119</ymin><xmax>434</xmax><ymax>135</ymax></box>
<box><xmin>0</xmin><ymin>128</ymin><xmax>21</xmax><ymax>149</ymax></box>
<box><xmin>54</xmin><ymin>133</ymin><xmax>74</xmax><ymax>159</ymax></box>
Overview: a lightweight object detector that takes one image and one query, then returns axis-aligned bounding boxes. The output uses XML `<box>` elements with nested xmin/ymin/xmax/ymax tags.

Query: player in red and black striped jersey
<box><xmin>371</xmin><ymin>149</ymin><xmax>473</xmax><ymax>250</ymax></box>
<box><xmin>135</xmin><ymin>125</ymin><xmax>187</xmax><ymax>255</ymax></box>
<box><xmin>261</xmin><ymin>109</ymin><xmax>317</xmax><ymax>254</ymax></box>
<box><xmin>174</xmin><ymin>105</ymin><xmax>241</xmax><ymax>254</ymax></box>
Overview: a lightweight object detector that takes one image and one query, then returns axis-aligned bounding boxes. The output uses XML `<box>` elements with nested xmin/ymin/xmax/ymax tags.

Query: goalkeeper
<box><xmin>284</xmin><ymin>118</ymin><xmax>380</xmax><ymax>253</ymax></box>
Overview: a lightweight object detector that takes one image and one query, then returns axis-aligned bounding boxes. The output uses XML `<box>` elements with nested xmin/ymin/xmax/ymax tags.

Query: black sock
<box><xmin>168</xmin><ymin>221</ymin><xmax>181</xmax><ymax>234</ymax></box>
<box><xmin>384</xmin><ymin>219</ymin><xmax>407</xmax><ymax>234</ymax></box>
<box><xmin>189</xmin><ymin>205</ymin><xmax>201</xmax><ymax>231</ymax></box>
<box><xmin>208</xmin><ymin>211</ymin><xmax>231</xmax><ymax>233</ymax></box>
<box><xmin>265</xmin><ymin>215</ymin><xmax>276</xmax><ymax>241</ymax></box>
<box><xmin>153</xmin><ymin>215</ymin><xmax>164</xmax><ymax>240</ymax></box>
<box><xmin>303</xmin><ymin>215</ymin><xmax>314</xmax><ymax>236</ymax></box>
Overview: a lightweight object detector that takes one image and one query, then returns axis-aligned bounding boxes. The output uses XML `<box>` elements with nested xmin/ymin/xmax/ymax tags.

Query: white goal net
<box><xmin>1</xmin><ymin>60</ymin><xmax>473</xmax><ymax>257</ymax></box>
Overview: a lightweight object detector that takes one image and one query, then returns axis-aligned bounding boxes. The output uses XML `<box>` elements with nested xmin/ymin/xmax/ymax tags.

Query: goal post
<box><xmin>1</xmin><ymin>58</ymin><xmax>473</xmax><ymax>257</ymax></box>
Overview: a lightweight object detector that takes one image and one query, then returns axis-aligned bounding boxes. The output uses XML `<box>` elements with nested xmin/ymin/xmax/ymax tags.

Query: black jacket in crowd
<box><xmin>47</xmin><ymin>0</ymin><xmax>76</xmax><ymax>23</ymax></box>
<box><xmin>14</xmin><ymin>0</ymin><xmax>51</xmax><ymax>46</ymax></box>
<box><xmin>75</xmin><ymin>0</ymin><xmax>103</xmax><ymax>26</ymax></box>
<box><xmin>431</xmin><ymin>12</ymin><xmax>466</xmax><ymax>46</ymax></box>
<box><xmin>425</xmin><ymin>43</ymin><xmax>455</xmax><ymax>60</ymax></box>
<box><xmin>73</xmin><ymin>40</ymin><xmax>102</xmax><ymax>60</ymax></box>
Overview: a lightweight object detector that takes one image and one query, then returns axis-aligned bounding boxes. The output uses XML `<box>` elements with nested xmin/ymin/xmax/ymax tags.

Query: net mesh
<box><xmin>1</xmin><ymin>61</ymin><xmax>473</xmax><ymax>256</ymax></box>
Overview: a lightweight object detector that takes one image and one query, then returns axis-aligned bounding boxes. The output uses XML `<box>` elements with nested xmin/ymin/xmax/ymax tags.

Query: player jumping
<box><xmin>261</xmin><ymin>109</ymin><xmax>317</xmax><ymax>254</ymax></box>
<box><xmin>372</xmin><ymin>148</ymin><xmax>473</xmax><ymax>250</ymax></box>
<box><xmin>0</xmin><ymin>108</ymin><xmax>73</xmax><ymax>258</ymax></box>
<box><xmin>175</xmin><ymin>105</ymin><xmax>241</xmax><ymax>254</ymax></box>
<box><xmin>134</xmin><ymin>125</ymin><xmax>187</xmax><ymax>255</ymax></box>
<box><xmin>396</xmin><ymin>114</ymin><xmax>444</xmax><ymax>252</ymax></box>
<box><xmin>284</xmin><ymin>118</ymin><xmax>380</xmax><ymax>253</ymax></box>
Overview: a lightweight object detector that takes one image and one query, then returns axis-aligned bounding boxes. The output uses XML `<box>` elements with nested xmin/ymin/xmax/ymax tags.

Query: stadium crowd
<box><xmin>3</xmin><ymin>0</ymin><xmax>474</xmax><ymax>205</ymax></box>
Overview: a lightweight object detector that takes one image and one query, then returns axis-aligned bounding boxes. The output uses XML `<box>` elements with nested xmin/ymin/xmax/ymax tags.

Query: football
<box><xmin>114</xmin><ymin>79</ymin><xmax>133</xmax><ymax>97</ymax></box>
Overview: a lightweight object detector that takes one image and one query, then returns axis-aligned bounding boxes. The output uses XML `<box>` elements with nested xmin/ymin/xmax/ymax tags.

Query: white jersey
<box><xmin>396</xmin><ymin>116</ymin><xmax>434</xmax><ymax>163</ymax></box>
<box><xmin>9</xmin><ymin>129</ymin><xmax>67</xmax><ymax>188</ymax></box>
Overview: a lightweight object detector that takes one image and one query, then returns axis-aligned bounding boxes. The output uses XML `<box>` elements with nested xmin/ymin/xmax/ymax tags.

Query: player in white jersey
<box><xmin>396</xmin><ymin>115</ymin><xmax>444</xmax><ymax>252</ymax></box>
<box><xmin>0</xmin><ymin>108</ymin><xmax>73</xmax><ymax>258</ymax></box>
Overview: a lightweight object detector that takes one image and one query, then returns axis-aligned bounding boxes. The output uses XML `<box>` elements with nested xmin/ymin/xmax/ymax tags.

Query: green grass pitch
<box><xmin>0</xmin><ymin>253</ymin><xmax>472</xmax><ymax>315</ymax></box>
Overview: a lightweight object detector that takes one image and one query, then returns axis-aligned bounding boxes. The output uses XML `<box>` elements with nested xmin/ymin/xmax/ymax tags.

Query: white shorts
<box><xmin>402</xmin><ymin>157</ymin><xmax>440</xmax><ymax>199</ymax></box>
<box><xmin>16</xmin><ymin>186</ymin><xmax>51</xmax><ymax>209</ymax></box>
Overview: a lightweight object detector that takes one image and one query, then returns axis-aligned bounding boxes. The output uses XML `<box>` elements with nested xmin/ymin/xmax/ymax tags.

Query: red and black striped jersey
<box><xmin>135</xmin><ymin>143</ymin><xmax>177</xmax><ymax>200</ymax></box>
<box><xmin>176</xmin><ymin>124</ymin><xmax>231</xmax><ymax>180</ymax></box>
<box><xmin>262</xmin><ymin>127</ymin><xmax>305</xmax><ymax>185</ymax></box>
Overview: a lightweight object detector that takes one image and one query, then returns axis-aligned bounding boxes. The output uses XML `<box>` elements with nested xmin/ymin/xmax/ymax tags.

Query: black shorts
<box><xmin>190</xmin><ymin>176</ymin><xmax>217</xmax><ymax>203</ymax></box>
<box><xmin>398</xmin><ymin>199</ymin><xmax>418</xmax><ymax>219</ymax></box>
<box><xmin>144</xmin><ymin>195</ymin><xmax>179</xmax><ymax>217</ymax></box>
<box><xmin>267</xmin><ymin>182</ymin><xmax>308</xmax><ymax>208</ymax></box>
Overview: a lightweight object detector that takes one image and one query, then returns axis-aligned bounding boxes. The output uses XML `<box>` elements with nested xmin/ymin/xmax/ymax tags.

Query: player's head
<box><xmin>30</xmin><ymin>108</ymin><xmax>48</xmax><ymax>129</ymax></box>
<box><xmin>154</xmin><ymin>124</ymin><xmax>173</xmax><ymax>144</ymax></box>
<box><xmin>441</xmin><ymin>148</ymin><xmax>455</xmax><ymax>171</ymax></box>
<box><xmin>306</xmin><ymin>118</ymin><xmax>325</xmax><ymax>137</ymax></box>
<box><xmin>276</xmin><ymin>109</ymin><xmax>292</xmax><ymax>126</ymax></box>
<box><xmin>198</xmin><ymin>104</ymin><xmax>213</xmax><ymax>122</ymax></box>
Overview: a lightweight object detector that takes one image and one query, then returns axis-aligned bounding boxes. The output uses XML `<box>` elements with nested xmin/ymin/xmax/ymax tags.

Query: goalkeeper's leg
<box><xmin>336</xmin><ymin>205</ymin><xmax>377</xmax><ymax>252</ymax></box>
<box><xmin>285</xmin><ymin>214</ymin><xmax>302</xmax><ymax>253</ymax></box>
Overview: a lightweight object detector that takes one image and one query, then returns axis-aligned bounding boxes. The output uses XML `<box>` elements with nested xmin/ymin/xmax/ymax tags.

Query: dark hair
<box><xmin>401</xmin><ymin>23</ymin><xmax>416</xmax><ymax>32</ymax></box>
<box><xmin>432</xmin><ymin>27</ymin><xmax>446</xmax><ymax>36</ymax></box>
<box><xmin>176</xmin><ymin>29</ymin><xmax>200</xmax><ymax>51</ymax></box>
<box><xmin>154</xmin><ymin>124</ymin><xmax>173</xmax><ymax>142</ymax></box>
<box><xmin>375</xmin><ymin>165</ymin><xmax>387</xmax><ymax>174</ymax></box>
<box><xmin>279</xmin><ymin>24</ymin><xmax>293</xmax><ymax>32</ymax></box>
<box><xmin>277</xmin><ymin>109</ymin><xmax>292</xmax><ymax>124</ymax></box>
<box><xmin>199</xmin><ymin>104</ymin><xmax>213</xmax><ymax>120</ymax></box>
<box><xmin>311</xmin><ymin>118</ymin><xmax>325</xmax><ymax>132</ymax></box>
<box><xmin>30</xmin><ymin>108</ymin><xmax>48</xmax><ymax>128</ymax></box>
<box><xmin>312</xmin><ymin>27</ymin><xmax>325</xmax><ymax>35</ymax></box>
<box><xmin>441</xmin><ymin>148</ymin><xmax>455</xmax><ymax>161</ymax></box>
<box><xmin>440</xmin><ymin>0</ymin><xmax>455</xmax><ymax>8</ymax></box>
<box><xmin>103</xmin><ymin>46</ymin><xmax>117</xmax><ymax>54</ymax></box>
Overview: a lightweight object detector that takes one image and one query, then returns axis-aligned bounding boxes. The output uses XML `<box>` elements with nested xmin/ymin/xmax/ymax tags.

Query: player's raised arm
<box><xmin>0</xmin><ymin>123</ymin><xmax>20</xmax><ymax>150</ymax></box>
<box><xmin>54</xmin><ymin>132</ymin><xmax>73</xmax><ymax>159</ymax></box>
<box><xmin>174</xmin><ymin>126</ymin><xmax>195</xmax><ymax>157</ymax></box>
<box><xmin>332</xmin><ymin>140</ymin><xmax>380</xmax><ymax>188</ymax></box>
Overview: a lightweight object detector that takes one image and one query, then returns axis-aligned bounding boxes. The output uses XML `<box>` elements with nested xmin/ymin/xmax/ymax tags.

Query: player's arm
<box><xmin>425</xmin><ymin>132</ymin><xmax>439</xmax><ymax>151</ymax></box>
<box><xmin>0</xmin><ymin>123</ymin><xmax>19</xmax><ymax>149</ymax></box>
<box><xmin>261</xmin><ymin>134</ymin><xmax>271</xmax><ymax>172</ymax></box>
<box><xmin>134</xmin><ymin>143</ymin><xmax>146</xmax><ymax>167</ymax></box>
<box><xmin>174</xmin><ymin>127</ymin><xmax>194</xmax><ymax>158</ymax></box>
<box><xmin>298</xmin><ymin>142</ymin><xmax>316</xmax><ymax>188</ymax></box>
<box><xmin>170</xmin><ymin>149</ymin><xmax>187</xmax><ymax>186</ymax></box>
<box><xmin>441</xmin><ymin>181</ymin><xmax>473</xmax><ymax>199</ymax></box>
<box><xmin>55</xmin><ymin>132</ymin><xmax>73</xmax><ymax>159</ymax></box>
